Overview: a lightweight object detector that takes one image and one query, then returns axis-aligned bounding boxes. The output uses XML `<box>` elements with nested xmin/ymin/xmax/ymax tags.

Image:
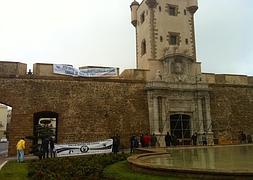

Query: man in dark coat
<box><xmin>130</xmin><ymin>134</ymin><xmax>136</xmax><ymax>153</ymax></box>
<box><xmin>140</xmin><ymin>134</ymin><xmax>144</xmax><ymax>147</ymax></box>
<box><xmin>49</xmin><ymin>137</ymin><xmax>55</xmax><ymax>158</ymax></box>
<box><xmin>191</xmin><ymin>132</ymin><xmax>198</xmax><ymax>146</ymax></box>
<box><xmin>151</xmin><ymin>133</ymin><xmax>157</xmax><ymax>147</ymax></box>
<box><xmin>116</xmin><ymin>134</ymin><xmax>120</xmax><ymax>153</ymax></box>
<box><xmin>165</xmin><ymin>132</ymin><xmax>172</xmax><ymax>147</ymax></box>
<box><xmin>42</xmin><ymin>137</ymin><xmax>49</xmax><ymax>158</ymax></box>
<box><xmin>112</xmin><ymin>135</ymin><xmax>117</xmax><ymax>154</ymax></box>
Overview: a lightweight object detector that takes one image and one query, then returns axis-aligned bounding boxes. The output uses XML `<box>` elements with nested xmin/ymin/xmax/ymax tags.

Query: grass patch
<box><xmin>0</xmin><ymin>161</ymin><xmax>28</xmax><ymax>180</ymax></box>
<box><xmin>104</xmin><ymin>161</ymin><xmax>180</xmax><ymax>180</ymax></box>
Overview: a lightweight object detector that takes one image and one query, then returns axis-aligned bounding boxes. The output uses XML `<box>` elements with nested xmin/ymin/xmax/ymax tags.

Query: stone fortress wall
<box><xmin>0</xmin><ymin>61</ymin><xmax>253</xmax><ymax>155</ymax></box>
<box><xmin>0</xmin><ymin>61</ymin><xmax>150</xmax><ymax>156</ymax></box>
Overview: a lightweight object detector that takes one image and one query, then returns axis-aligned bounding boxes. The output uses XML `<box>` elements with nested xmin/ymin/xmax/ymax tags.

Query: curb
<box><xmin>0</xmin><ymin>160</ymin><xmax>8</xmax><ymax>170</ymax></box>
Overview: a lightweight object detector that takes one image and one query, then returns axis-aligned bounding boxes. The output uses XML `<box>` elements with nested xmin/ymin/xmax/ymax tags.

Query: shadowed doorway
<box><xmin>170</xmin><ymin>114</ymin><xmax>191</xmax><ymax>145</ymax></box>
<box><xmin>33</xmin><ymin>111</ymin><xmax>58</xmax><ymax>145</ymax></box>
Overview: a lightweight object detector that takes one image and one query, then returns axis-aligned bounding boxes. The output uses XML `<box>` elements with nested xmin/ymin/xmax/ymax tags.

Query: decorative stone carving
<box><xmin>155</xmin><ymin>70</ymin><xmax>162</xmax><ymax>81</ymax></box>
<box><xmin>173</xmin><ymin>61</ymin><xmax>184</xmax><ymax>74</ymax></box>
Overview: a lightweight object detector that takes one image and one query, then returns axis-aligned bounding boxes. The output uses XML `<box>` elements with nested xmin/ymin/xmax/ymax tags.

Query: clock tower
<box><xmin>130</xmin><ymin>0</ymin><xmax>214</xmax><ymax>146</ymax></box>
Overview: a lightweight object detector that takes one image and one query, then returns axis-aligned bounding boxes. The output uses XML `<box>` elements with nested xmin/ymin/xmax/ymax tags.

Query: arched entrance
<box><xmin>170</xmin><ymin>114</ymin><xmax>191</xmax><ymax>145</ymax></box>
<box><xmin>0</xmin><ymin>103</ymin><xmax>12</xmax><ymax>141</ymax></box>
<box><xmin>33</xmin><ymin>111</ymin><xmax>58</xmax><ymax>145</ymax></box>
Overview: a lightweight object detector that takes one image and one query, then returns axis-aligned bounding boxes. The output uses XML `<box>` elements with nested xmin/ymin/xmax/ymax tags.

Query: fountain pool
<box><xmin>128</xmin><ymin>145</ymin><xmax>253</xmax><ymax>179</ymax></box>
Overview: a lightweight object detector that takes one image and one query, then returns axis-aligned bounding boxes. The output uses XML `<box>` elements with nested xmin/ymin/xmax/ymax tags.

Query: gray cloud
<box><xmin>0</xmin><ymin>0</ymin><xmax>252</xmax><ymax>75</ymax></box>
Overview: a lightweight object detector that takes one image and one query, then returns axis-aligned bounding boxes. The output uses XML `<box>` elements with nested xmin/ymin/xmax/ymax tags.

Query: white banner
<box><xmin>54</xmin><ymin>139</ymin><xmax>113</xmax><ymax>157</ymax></box>
<box><xmin>53</xmin><ymin>64</ymin><xmax>79</xmax><ymax>76</ymax></box>
<box><xmin>53</xmin><ymin>64</ymin><xmax>117</xmax><ymax>77</ymax></box>
<box><xmin>79</xmin><ymin>67</ymin><xmax>117</xmax><ymax>77</ymax></box>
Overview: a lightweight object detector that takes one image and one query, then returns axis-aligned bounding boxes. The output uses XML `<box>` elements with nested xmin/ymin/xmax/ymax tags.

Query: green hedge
<box><xmin>28</xmin><ymin>153</ymin><xmax>129</xmax><ymax>179</ymax></box>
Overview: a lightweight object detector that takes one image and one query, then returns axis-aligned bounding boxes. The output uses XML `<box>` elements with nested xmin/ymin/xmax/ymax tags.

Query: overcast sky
<box><xmin>0</xmin><ymin>0</ymin><xmax>252</xmax><ymax>75</ymax></box>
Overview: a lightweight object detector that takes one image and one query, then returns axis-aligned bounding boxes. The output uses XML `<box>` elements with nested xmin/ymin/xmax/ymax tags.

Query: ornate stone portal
<box><xmin>145</xmin><ymin>54</ymin><xmax>214</xmax><ymax>146</ymax></box>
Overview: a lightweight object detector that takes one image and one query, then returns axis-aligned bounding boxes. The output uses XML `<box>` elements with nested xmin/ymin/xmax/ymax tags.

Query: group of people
<box><xmin>239</xmin><ymin>131</ymin><xmax>252</xmax><ymax>144</ymax></box>
<box><xmin>40</xmin><ymin>137</ymin><xmax>55</xmax><ymax>159</ymax></box>
<box><xmin>165</xmin><ymin>132</ymin><xmax>177</xmax><ymax>146</ymax></box>
<box><xmin>164</xmin><ymin>132</ymin><xmax>208</xmax><ymax>146</ymax></box>
<box><xmin>16</xmin><ymin>136</ymin><xmax>55</xmax><ymax>162</ymax></box>
<box><xmin>130</xmin><ymin>133</ymin><xmax>157</xmax><ymax>153</ymax></box>
<box><xmin>192</xmin><ymin>132</ymin><xmax>208</xmax><ymax>146</ymax></box>
<box><xmin>112</xmin><ymin>134</ymin><xmax>120</xmax><ymax>154</ymax></box>
<box><xmin>112</xmin><ymin>133</ymin><xmax>158</xmax><ymax>154</ymax></box>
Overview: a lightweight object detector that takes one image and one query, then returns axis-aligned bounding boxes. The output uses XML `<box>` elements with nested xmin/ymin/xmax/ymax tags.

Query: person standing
<box><xmin>42</xmin><ymin>137</ymin><xmax>49</xmax><ymax>158</ymax></box>
<box><xmin>143</xmin><ymin>134</ymin><xmax>149</xmax><ymax>147</ymax></box>
<box><xmin>202</xmin><ymin>133</ymin><xmax>207</xmax><ymax>146</ymax></box>
<box><xmin>151</xmin><ymin>133</ymin><xmax>157</xmax><ymax>147</ymax></box>
<box><xmin>49</xmin><ymin>137</ymin><xmax>55</xmax><ymax>158</ymax></box>
<box><xmin>171</xmin><ymin>134</ymin><xmax>177</xmax><ymax>146</ymax></box>
<box><xmin>140</xmin><ymin>134</ymin><xmax>144</xmax><ymax>147</ymax></box>
<box><xmin>112</xmin><ymin>135</ymin><xmax>118</xmax><ymax>154</ymax></box>
<box><xmin>247</xmin><ymin>134</ymin><xmax>252</xmax><ymax>143</ymax></box>
<box><xmin>165</xmin><ymin>132</ymin><xmax>172</xmax><ymax>147</ymax></box>
<box><xmin>191</xmin><ymin>132</ymin><xmax>198</xmax><ymax>146</ymax></box>
<box><xmin>130</xmin><ymin>134</ymin><xmax>136</xmax><ymax>153</ymax></box>
<box><xmin>116</xmin><ymin>134</ymin><xmax>120</xmax><ymax>153</ymax></box>
<box><xmin>16</xmin><ymin>138</ymin><xmax>25</xmax><ymax>163</ymax></box>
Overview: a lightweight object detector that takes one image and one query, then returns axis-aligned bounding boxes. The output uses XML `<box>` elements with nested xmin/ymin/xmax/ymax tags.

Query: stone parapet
<box><xmin>120</xmin><ymin>69</ymin><xmax>148</xmax><ymax>81</ymax></box>
<box><xmin>33</xmin><ymin>63</ymin><xmax>65</xmax><ymax>77</ymax></box>
<box><xmin>248</xmin><ymin>76</ymin><xmax>253</xmax><ymax>85</ymax></box>
<box><xmin>0</xmin><ymin>61</ymin><xmax>27</xmax><ymax>77</ymax></box>
<box><xmin>202</xmin><ymin>73</ymin><xmax>251</xmax><ymax>86</ymax></box>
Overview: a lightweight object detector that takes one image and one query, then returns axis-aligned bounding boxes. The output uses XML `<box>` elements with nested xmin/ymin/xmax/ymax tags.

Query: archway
<box><xmin>0</xmin><ymin>103</ymin><xmax>12</xmax><ymax>141</ymax></box>
<box><xmin>170</xmin><ymin>114</ymin><xmax>191</xmax><ymax>145</ymax></box>
<box><xmin>33</xmin><ymin>111</ymin><xmax>58</xmax><ymax>145</ymax></box>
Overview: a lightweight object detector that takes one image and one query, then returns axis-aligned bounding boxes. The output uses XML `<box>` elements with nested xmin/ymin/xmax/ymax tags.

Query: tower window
<box><xmin>184</xmin><ymin>9</ymin><xmax>187</xmax><ymax>15</ymax></box>
<box><xmin>168</xmin><ymin>32</ymin><xmax>180</xmax><ymax>45</ymax></box>
<box><xmin>185</xmin><ymin>38</ymin><xmax>189</xmax><ymax>44</ymax></box>
<box><xmin>141</xmin><ymin>39</ymin><xmax>146</xmax><ymax>56</ymax></box>
<box><xmin>140</xmin><ymin>12</ymin><xmax>145</xmax><ymax>24</ymax></box>
<box><xmin>170</xmin><ymin>35</ymin><xmax>178</xmax><ymax>45</ymax></box>
<box><xmin>160</xmin><ymin>36</ymin><xmax>163</xmax><ymax>42</ymax></box>
<box><xmin>159</xmin><ymin>6</ymin><xmax>162</xmax><ymax>12</ymax></box>
<box><xmin>168</xmin><ymin>5</ymin><xmax>178</xmax><ymax>16</ymax></box>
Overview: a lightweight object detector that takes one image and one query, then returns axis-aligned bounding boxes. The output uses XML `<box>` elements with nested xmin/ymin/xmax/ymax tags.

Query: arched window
<box><xmin>141</xmin><ymin>39</ymin><xmax>146</xmax><ymax>56</ymax></box>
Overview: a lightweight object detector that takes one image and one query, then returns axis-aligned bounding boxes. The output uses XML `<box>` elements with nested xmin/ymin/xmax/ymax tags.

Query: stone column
<box><xmin>205</xmin><ymin>96</ymin><xmax>212</xmax><ymax>133</ymax></box>
<box><xmin>197</xmin><ymin>96</ymin><xmax>205</xmax><ymax>145</ymax></box>
<box><xmin>205</xmin><ymin>96</ymin><xmax>214</xmax><ymax>145</ymax></box>
<box><xmin>158</xmin><ymin>97</ymin><xmax>167</xmax><ymax>147</ymax></box>
<box><xmin>147</xmin><ymin>92</ymin><xmax>154</xmax><ymax>134</ymax></box>
<box><xmin>198</xmin><ymin>98</ymin><xmax>204</xmax><ymax>134</ymax></box>
<box><xmin>153</xmin><ymin>97</ymin><xmax>159</xmax><ymax>134</ymax></box>
<box><xmin>162</xmin><ymin>98</ymin><xmax>167</xmax><ymax>135</ymax></box>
